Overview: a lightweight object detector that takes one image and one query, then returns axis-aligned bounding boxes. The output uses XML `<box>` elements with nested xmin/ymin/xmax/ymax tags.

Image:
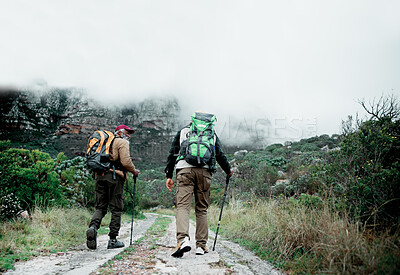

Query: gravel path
<box><xmin>5</xmin><ymin>213</ymin><xmax>158</xmax><ymax>275</ymax></box>
<box><xmin>153</xmin><ymin>216</ymin><xmax>283</xmax><ymax>275</ymax></box>
<box><xmin>5</xmin><ymin>214</ymin><xmax>283</xmax><ymax>275</ymax></box>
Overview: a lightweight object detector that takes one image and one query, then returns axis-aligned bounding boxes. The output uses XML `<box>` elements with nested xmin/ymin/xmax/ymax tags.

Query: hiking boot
<box><xmin>171</xmin><ymin>237</ymin><xmax>191</xmax><ymax>258</ymax></box>
<box><xmin>196</xmin><ymin>246</ymin><xmax>209</xmax><ymax>255</ymax></box>
<box><xmin>86</xmin><ymin>226</ymin><xmax>97</xmax><ymax>250</ymax></box>
<box><xmin>107</xmin><ymin>239</ymin><xmax>125</xmax><ymax>249</ymax></box>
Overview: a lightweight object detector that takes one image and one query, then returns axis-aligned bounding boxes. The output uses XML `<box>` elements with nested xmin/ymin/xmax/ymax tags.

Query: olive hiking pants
<box><xmin>89</xmin><ymin>172</ymin><xmax>124</xmax><ymax>239</ymax></box>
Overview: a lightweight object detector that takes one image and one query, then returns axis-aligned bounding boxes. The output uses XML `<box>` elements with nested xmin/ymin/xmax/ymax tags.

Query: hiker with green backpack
<box><xmin>165</xmin><ymin>112</ymin><xmax>233</xmax><ymax>257</ymax></box>
<box><xmin>86</xmin><ymin>125</ymin><xmax>139</xmax><ymax>250</ymax></box>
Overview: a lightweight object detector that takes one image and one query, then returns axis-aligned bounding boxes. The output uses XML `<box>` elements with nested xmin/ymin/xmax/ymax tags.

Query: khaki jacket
<box><xmin>109</xmin><ymin>137</ymin><xmax>136</xmax><ymax>180</ymax></box>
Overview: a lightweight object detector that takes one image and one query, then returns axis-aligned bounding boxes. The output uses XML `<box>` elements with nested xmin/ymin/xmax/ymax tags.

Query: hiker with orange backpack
<box><xmin>86</xmin><ymin>125</ymin><xmax>139</xmax><ymax>250</ymax></box>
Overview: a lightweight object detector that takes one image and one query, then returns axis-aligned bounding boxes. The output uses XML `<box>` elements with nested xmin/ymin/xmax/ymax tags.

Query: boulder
<box><xmin>234</xmin><ymin>150</ymin><xmax>248</xmax><ymax>157</ymax></box>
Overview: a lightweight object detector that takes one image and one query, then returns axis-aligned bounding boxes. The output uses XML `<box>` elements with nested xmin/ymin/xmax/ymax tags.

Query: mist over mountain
<box><xmin>2</xmin><ymin>87</ymin><xmax>293</xmax><ymax>165</ymax></box>
<box><xmin>0</xmin><ymin>87</ymin><xmax>179</xmax><ymax>163</ymax></box>
<box><xmin>1</xmin><ymin>1</ymin><xmax>399</xmax><ymax>161</ymax></box>
<box><xmin>0</xmin><ymin>84</ymin><xmax>346</xmax><ymax>166</ymax></box>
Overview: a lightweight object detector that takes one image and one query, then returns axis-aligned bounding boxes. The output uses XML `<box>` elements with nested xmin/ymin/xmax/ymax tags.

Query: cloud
<box><xmin>1</xmin><ymin>0</ymin><xmax>399</xmax><ymax>144</ymax></box>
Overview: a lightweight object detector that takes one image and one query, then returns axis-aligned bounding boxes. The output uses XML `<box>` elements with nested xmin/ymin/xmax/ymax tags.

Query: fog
<box><xmin>1</xmin><ymin>0</ymin><xmax>399</xmax><ymax>145</ymax></box>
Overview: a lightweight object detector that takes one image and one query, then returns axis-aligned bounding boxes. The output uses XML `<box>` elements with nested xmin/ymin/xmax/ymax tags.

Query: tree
<box><xmin>337</xmin><ymin>95</ymin><xmax>400</xmax><ymax>228</ymax></box>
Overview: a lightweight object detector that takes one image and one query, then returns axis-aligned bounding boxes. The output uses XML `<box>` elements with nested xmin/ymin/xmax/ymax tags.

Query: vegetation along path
<box><xmin>5</xmin><ymin>213</ymin><xmax>282</xmax><ymax>275</ymax></box>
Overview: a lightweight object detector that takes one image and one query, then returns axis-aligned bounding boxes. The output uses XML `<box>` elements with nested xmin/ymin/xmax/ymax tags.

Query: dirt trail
<box><xmin>5</xmin><ymin>214</ymin><xmax>158</xmax><ymax>275</ymax></box>
<box><xmin>153</xmin><ymin>216</ymin><xmax>282</xmax><ymax>275</ymax></box>
<box><xmin>5</xmin><ymin>214</ymin><xmax>283</xmax><ymax>275</ymax></box>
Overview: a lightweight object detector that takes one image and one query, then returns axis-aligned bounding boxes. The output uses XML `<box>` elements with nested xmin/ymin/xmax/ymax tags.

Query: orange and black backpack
<box><xmin>86</xmin><ymin>130</ymin><xmax>115</xmax><ymax>172</ymax></box>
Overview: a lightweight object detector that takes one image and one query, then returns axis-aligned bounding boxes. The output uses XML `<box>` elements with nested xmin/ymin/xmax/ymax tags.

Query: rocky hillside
<box><xmin>0</xmin><ymin>88</ymin><xmax>180</xmax><ymax>166</ymax></box>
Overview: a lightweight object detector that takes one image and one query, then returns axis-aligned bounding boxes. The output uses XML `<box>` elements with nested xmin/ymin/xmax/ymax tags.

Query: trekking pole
<box><xmin>212</xmin><ymin>174</ymin><xmax>230</xmax><ymax>251</ymax></box>
<box><xmin>129</xmin><ymin>175</ymin><xmax>137</xmax><ymax>246</ymax></box>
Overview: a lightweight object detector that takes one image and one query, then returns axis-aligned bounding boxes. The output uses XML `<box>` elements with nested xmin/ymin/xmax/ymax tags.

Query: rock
<box><xmin>321</xmin><ymin>145</ymin><xmax>330</xmax><ymax>152</ymax></box>
<box><xmin>233</xmin><ymin>150</ymin><xmax>248</xmax><ymax>157</ymax></box>
<box><xmin>277</xmin><ymin>170</ymin><xmax>285</xmax><ymax>177</ymax></box>
<box><xmin>274</xmin><ymin>179</ymin><xmax>290</xmax><ymax>186</ymax></box>
<box><xmin>232</xmin><ymin>167</ymin><xmax>239</xmax><ymax>174</ymax></box>
<box><xmin>271</xmin><ymin>179</ymin><xmax>291</xmax><ymax>196</ymax></box>
<box><xmin>311</xmin><ymin>158</ymin><xmax>322</xmax><ymax>166</ymax></box>
<box><xmin>17</xmin><ymin>210</ymin><xmax>30</xmax><ymax>219</ymax></box>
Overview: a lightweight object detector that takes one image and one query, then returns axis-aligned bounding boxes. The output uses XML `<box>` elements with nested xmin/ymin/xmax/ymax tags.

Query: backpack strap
<box><xmin>87</xmin><ymin>137</ymin><xmax>99</xmax><ymax>155</ymax></box>
<box><xmin>104</xmin><ymin>130</ymin><xmax>114</xmax><ymax>155</ymax></box>
<box><xmin>110</xmin><ymin>136</ymin><xmax>127</xmax><ymax>173</ymax></box>
<box><xmin>96</xmin><ymin>131</ymin><xmax>105</xmax><ymax>153</ymax></box>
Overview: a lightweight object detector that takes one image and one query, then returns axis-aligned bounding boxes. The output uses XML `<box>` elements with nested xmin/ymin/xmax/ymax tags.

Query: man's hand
<box><xmin>228</xmin><ymin>169</ymin><xmax>234</xmax><ymax>177</ymax></box>
<box><xmin>133</xmin><ymin>169</ymin><xmax>140</xmax><ymax>177</ymax></box>
<box><xmin>166</xmin><ymin>178</ymin><xmax>175</xmax><ymax>192</ymax></box>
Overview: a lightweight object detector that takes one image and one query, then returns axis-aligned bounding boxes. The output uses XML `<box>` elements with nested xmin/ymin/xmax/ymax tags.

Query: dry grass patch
<box><xmin>209</xmin><ymin>197</ymin><xmax>400</xmax><ymax>274</ymax></box>
<box><xmin>0</xmin><ymin>207</ymin><xmax>92</xmax><ymax>271</ymax></box>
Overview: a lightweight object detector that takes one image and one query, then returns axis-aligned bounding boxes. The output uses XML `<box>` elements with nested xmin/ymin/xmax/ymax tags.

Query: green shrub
<box><xmin>0</xmin><ymin>148</ymin><xmax>65</xmax><ymax>211</ymax></box>
<box><xmin>290</xmin><ymin>174</ymin><xmax>313</xmax><ymax>194</ymax></box>
<box><xmin>0</xmin><ymin>193</ymin><xmax>22</xmax><ymax>220</ymax></box>
<box><xmin>126</xmin><ymin>167</ymin><xmax>175</xmax><ymax>209</ymax></box>
<box><xmin>233</xmin><ymin>157</ymin><xmax>278</xmax><ymax>198</ymax></box>
<box><xmin>339</xmin><ymin>117</ymin><xmax>400</xmax><ymax>226</ymax></box>
<box><xmin>291</xmin><ymin>142</ymin><xmax>320</xmax><ymax>152</ymax></box>
<box><xmin>54</xmin><ymin>154</ymin><xmax>93</xmax><ymax>207</ymax></box>
<box><xmin>0</xmin><ymin>147</ymin><xmax>95</xmax><ymax>219</ymax></box>
<box><xmin>265</xmin><ymin>143</ymin><xmax>283</xmax><ymax>153</ymax></box>
<box><xmin>295</xmin><ymin>193</ymin><xmax>323</xmax><ymax>209</ymax></box>
<box><xmin>0</xmin><ymin>140</ymin><xmax>11</xmax><ymax>152</ymax></box>
<box><xmin>269</xmin><ymin>156</ymin><xmax>286</xmax><ymax>167</ymax></box>
<box><xmin>310</xmin><ymin>97</ymin><xmax>400</xmax><ymax>228</ymax></box>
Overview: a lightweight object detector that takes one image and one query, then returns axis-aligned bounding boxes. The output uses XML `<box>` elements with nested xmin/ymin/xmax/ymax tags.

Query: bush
<box><xmin>0</xmin><ymin>140</ymin><xmax>11</xmax><ymax>152</ymax></box>
<box><xmin>265</xmin><ymin>143</ymin><xmax>283</xmax><ymax>153</ymax></box>
<box><xmin>0</xmin><ymin>148</ymin><xmax>65</xmax><ymax>212</ymax></box>
<box><xmin>0</xmin><ymin>146</ymin><xmax>95</xmax><ymax>219</ymax></box>
<box><xmin>0</xmin><ymin>193</ymin><xmax>22</xmax><ymax>220</ymax></box>
<box><xmin>127</xmin><ymin>167</ymin><xmax>175</xmax><ymax>209</ymax></box>
<box><xmin>54</xmin><ymin>154</ymin><xmax>93</xmax><ymax>207</ymax></box>
<box><xmin>233</xmin><ymin>155</ymin><xmax>278</xmax><ymax>198</ymax></box>
<box><xmin>295</xmin><ymin>193</ymin><xmax>323</xmax><ymax>209</ymax></box>
<box><xmin>291</xmin><ymin>142</ymin><xmax>319</xmax><ymax>152</ymax></box>
<box><xmin>339</xmin><ymin>116</ymin><xmax>400</xmax><ymax>226</ymax></box>
<box><xmin>311</xmin><ymin>96</ymin><xmax>400</xmax><ymax>228</ymax></box>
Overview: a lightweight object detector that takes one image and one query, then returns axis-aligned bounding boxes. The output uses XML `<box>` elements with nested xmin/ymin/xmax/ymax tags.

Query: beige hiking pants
<box><xmin>176</xmin><ymin>167</ymin><xmax>212</xmax><ymax>248</ymax></box>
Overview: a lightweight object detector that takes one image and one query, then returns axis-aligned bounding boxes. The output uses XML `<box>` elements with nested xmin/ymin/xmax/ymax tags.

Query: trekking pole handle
<box><xmin>132</xmin><ymin>175</ymin><xmax>137</xmax><ymax>201</ymax></box>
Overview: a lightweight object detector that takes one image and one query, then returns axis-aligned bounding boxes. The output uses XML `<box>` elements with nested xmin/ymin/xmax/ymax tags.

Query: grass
<box><xmin>96</xmin><ymin>215</ymin><xmax>172</xmax><ymax>274</ymax></box>
<box><xmin>134</xmin><ymin>215</ymin><xmax>171</xmax><ymax>249</ymax></box>
<box><xmin>0</xmin><ymin>207</ymin><xmax>145</xmax><ymax>272</ymax></box>
<box><xmin>149</xmin><ymin>208</ymin><xmax>176</xmax><ymax>216</ymax></box>
<box><xmin>208</xmin><ymin>197</ymin><xmax>400</xmax><ymax>274</ymax></box>
<box><xmin>3</xmin><ymin>199</ymin><xmax>398</xmax><ymax>274</ymax></box>
<box><xmin>0</xmin><ymin>207</ymin><xmax>92</xmax><ymax>272</ymax></box>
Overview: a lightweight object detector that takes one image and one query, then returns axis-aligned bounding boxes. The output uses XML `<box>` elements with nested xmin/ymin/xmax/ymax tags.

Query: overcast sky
<box><xmin>1</xmin><ymin>0</ymin><xmax>399</xmax><ymax>145</ymax></box>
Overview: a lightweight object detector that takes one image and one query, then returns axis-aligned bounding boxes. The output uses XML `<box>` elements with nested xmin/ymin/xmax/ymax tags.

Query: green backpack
<box><xmin>178</xmin><ymin>112</ymin><xmax>217</xmax><ymax>168</ymax></box>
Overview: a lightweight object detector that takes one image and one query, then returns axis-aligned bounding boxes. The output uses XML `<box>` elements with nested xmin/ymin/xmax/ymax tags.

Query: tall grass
<box><xmin>209</xmin><ymin>197</ymin><xmax>400</xmax><ymax>274</ymax></box>
<box><xmin>0</xmin><ymin>206</ymin><xmax>140</xmax><ymax>272</ymax></box>
<box><xmin>0</xmin><ymin>207</ymin><xmax>92</xmax><ymax>271</ymax></box>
